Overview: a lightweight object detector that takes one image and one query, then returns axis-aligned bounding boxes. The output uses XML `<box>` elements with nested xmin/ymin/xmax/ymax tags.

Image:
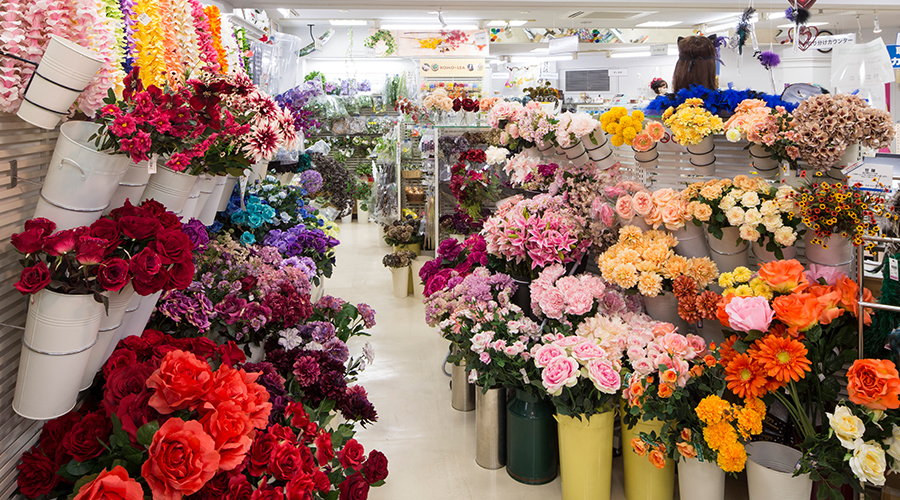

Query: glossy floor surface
<box><xmin>330</xmin><ymin>221</ymin><xmax>749</xmax><ymax>500</ymax></box>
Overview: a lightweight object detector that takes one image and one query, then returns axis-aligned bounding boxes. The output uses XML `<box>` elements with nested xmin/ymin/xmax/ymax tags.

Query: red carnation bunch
<box><xmin>449</xmin><ymin>149</ymin><xmax>498</xmax><ymax>222</ymax></box>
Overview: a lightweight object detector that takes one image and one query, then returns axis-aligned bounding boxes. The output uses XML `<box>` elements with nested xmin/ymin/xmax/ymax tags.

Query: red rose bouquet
<box><xmin>452</xmin><ymin>97</ymin><xmax>479</xmax><ymax>113</ymax></box>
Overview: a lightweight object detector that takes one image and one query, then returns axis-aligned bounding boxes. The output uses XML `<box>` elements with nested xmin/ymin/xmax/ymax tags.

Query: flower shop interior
<box><xmin>5</xmin><ymin>0</ymin><xmax>900</xmax><ymax>499</ymax></box>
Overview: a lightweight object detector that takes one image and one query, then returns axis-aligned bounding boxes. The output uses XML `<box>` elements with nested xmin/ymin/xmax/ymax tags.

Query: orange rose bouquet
<box><xmin>713</xmin><ymin>259</ymin><xmax>874</xmax><ymax>451</ymax></box>
<box><xmin>797</xmin><ymin>359</ymin><xmax>900</xmax><ymax>497</ymax></box>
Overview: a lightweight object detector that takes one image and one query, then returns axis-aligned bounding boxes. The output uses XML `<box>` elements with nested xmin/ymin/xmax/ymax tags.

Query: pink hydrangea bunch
<box><xmin>530</xmin><ymin>264</ymin><xmax>607</xmax><ymax>321</ymax></box>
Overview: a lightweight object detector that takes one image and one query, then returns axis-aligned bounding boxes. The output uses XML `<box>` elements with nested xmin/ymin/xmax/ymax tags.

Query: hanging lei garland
<box><xmin>363</xmin><ymin>29</ymin><xmax>397</xmax><ymax>57</ymax></box>
<box><xmin>204</xmin><ymin>5</ymin><xmax>228</xmax><ymax>73</ymax></box>
<box><xmin>235</xmin><ymin>26</ymin><xmax>252</xmax><ymax>76</ymax></box>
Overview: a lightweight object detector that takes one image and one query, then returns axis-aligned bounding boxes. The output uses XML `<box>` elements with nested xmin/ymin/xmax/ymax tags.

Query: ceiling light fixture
<box><xmin>438</xmin><ymin>9</ymin><xmax>447</xmax><ymax>28</ymax></box>
<box><xmin>635</xmin><ymin>21</ymin><xmax>682</xmax><ymax>28</ymax></box>
<box><xmin>776</xmin><ymin>21</ymin><xmax>828</xmax><ymax>28</ymax></box>
<box><xmin>874</xmin><ymin>12</ymin><xmax>882</xmax><ymax>33</ymax></box>
<box><xmin>379</xmin><ymin>23</ymin><xmax>479</xmax><ymax>30</ymax></box>
<box><xmin>509</xmin><ymin>20</ymin><xmax>528</xmax><ymax>26</ymax></box>
<box><xmin>329</xmin><ymin>20</ymin><xmax>367</xmax><ymax>26</ymax></box>
<box><xmin>277</xmin><ymin>8</ymin><xmax>292</xmax><ymax>18</ymax></box>
<box><xmin>610</xmin><ymin>51</ymin><xmax>651</xmax><ymax>58</ymax></box>
<box><xmin>509</xmin><ymin>55</ymin><xmax>573</xmax><ymax>63</ymax></box>
<box><xmin>486</xmin><ymin>20</ymin><xmax>507</xmax><ymax>27</ymax></box>
<box><xmin>765</xmin><ymin>11</ymin><xmax>787</xmax><ymax>21</ymax></box>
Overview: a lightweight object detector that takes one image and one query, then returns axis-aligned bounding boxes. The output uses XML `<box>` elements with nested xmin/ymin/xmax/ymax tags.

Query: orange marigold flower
<box><xmin>716</xmin><ymin>441</ymin><xmax>747</xmax><ymax>473</ymax></box>
<box><xmin>725</xmin><ymin>353</ymin><xmax>768</xmax><ymax>400</ymax></box>
<box><xmin>695</xmin><ymin>395</ymin><xmax>731</xmax><ymax>425</ymax></box>
<box><xmin>736</xmin><ymin>406</ymin><xmax>764</xmax><ymax>439</ymax></box>
<box><xmin>703</xmin><ymin>421</ymin><xmax>738</xmax><ymax>451</ymax></box>
<box><xmin>649</xmin><ymin>449</ymin><xmax>667</xmax><ymax>470</ymax></box>
<box><xmin>631</xmin><ymin>438</ymin><xmax>648</xmax><ymax>457</ymax></box>
<box><xmin>755</xmin><ymin>335</ymin><xmax>811</xmax><ymax>383</ymax></box>
<box><xmin>744</xmin><ymin>398</ymin><xmax>767</xmax><ymax>420</ymax></box>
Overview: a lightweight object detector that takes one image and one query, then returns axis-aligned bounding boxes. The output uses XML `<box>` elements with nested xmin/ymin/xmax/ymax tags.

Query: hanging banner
<box><xmin>419</xmin><ymin>58</ymin><xmax>485</xmax><ymax>78</ymax></box>
<box><xmin>397</xmin><ymin>29</ymin><xmax>490</xmax><ymax>57</ymax></box>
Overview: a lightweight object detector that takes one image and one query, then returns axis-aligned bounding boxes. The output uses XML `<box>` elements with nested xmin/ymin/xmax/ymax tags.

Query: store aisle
<box><xmin>326</xmin><ymin>222</ymin><xmax>747</xmax><ymax>500</ymax></box>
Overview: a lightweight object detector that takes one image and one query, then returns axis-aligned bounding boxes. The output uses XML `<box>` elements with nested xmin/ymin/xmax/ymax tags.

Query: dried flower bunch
<box><xmin>382</xmin><ymin>250</ymin><xmax>417</xmax><ymax>268</ymax></box>
<box><xmin>792</xmin><ymin>93</ymin><xmax>894</xmax><ymax>171</ymax></box>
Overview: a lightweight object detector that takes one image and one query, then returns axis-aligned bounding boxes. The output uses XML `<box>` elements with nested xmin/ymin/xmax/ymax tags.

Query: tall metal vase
<box><xmin>506</xmin><ymin>389</ymin><xmax>559</xmax><ymax>484</ymax></box>
<box><xmin>476</xmin><ymin>386</ymin><xmax>507</xmax><ymax>469</ymax></box>
<box><xmin>450</xmin><ymin>345</ymin><xmax>475</xmax><ymax>411</ymax></box>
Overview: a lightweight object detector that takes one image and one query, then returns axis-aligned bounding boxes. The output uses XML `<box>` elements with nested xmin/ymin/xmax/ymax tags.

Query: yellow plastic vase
<box><xmin>555</xmin><ymin>411</ymin><xmax>615</xmax><ymax>500</ymax></box>
<box><xmin>393</xmin><ymin>243</ymin><xmax>422</xmax><ymax>256</ymax></box>
<box><xmin>621</xmin><ymin>414</ymin><xmax>675</xmax><ymax>500</ymax></box>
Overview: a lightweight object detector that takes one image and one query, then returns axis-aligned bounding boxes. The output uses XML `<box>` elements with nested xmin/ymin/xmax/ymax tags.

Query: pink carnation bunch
<box><xmin>530</xmin><ymin>264</ymin><xmax>607</xmax><ymax>321</ymax></box>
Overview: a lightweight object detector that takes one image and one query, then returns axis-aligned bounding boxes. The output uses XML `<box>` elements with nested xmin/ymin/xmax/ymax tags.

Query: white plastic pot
<box><xmin>643</xmin><ymin>291</ymin><xmax>690</xmax><ymax>332</ymax></box>
<box><xmin>746</xmin><ymin>442</ymin><xmax>812</xmax><ymax>500</ymax></box>
<box><xmin>804</xmin><ymin>232</ymin><xmax>853</xmax><ymax>275</ymax></box>
<box><xmin>13</xmin><ymin>290</ymin><xmax>104</xmax><ymax>420</ymax></box>
<box><xmin>672</xmin><ymin>223</ymin><xmax>709</xmax><ymax>259</ymax></box>
<box><xmin>33</xmin><ymin>121</ymin><xmax>131</xmax><ymax>229</ymax></box>
<box><xmin>750</xmin><ymin>144</ymin><xmax>781</xmax><ymax>179</ymax></box>
<box><xmin>140</xmin><ymin>166</ymin><xmax>198</xmax><ymax>214</ymax></box>
<box><xmin>356</xmin><ymin>200</ymin><xmax>369</xmax><ymax>224</ymax></box>
<box><xmin>706</xmin><ymin>226</ymin><xmax>750</xmax><ymax>273</ymax></box>
<box><xmin>391</xmin><ymin>266</ymin><xmax>410</xmax><ymax>298</ymax></box>
<box><xmin>17</xmin><ymin>35</ymin><xmax>104</xmax><ymax>130</ymax></box>
<box><xmin>80</xmin><ymin>284</ymin><xmax>135</xmax><ymax>390</ymax></box>
<box><xmin>536</xmin><ymin>140</ymin><xmax>554</xmax><ymax>155</ymax></box>
<box><xmin>582</xmin><ymin>130</ymin><xmax>612</xmax><ymax>161</ymax></box>
<box><xmin>563</xmin><ymin>141</ymin><xmax>587</xmax><ymax>161</ymax></box>
<box><xmin>634</xmin><ymin>144</ymin><xmax>660</xmax><ymax>170</ymax></box>
<box><xmin>752</xmin><ymin>240</ymin><xmax>797</xmax><ymax>262</ymax></box>
<box><xmin>678</xmin><ymin>458</ymin><xmax>724</xmax><ymax>500</ymax></box>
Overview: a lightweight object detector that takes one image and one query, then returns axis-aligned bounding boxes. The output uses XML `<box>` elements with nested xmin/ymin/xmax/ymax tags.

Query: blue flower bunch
<box><xmin>231</xmin><ymin>196</ymin><xmax>276</xmax><ymax>229</ymax></box>
<box><xmin>645</xmin><ymin>84</ymin><xmax>799</xmax><ymax>117</ymax></box>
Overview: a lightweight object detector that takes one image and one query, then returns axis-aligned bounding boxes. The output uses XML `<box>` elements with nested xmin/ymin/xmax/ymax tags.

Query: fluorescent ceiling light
<box><xmin>487</xmin><ymin>20</ymin><xmax>507</xmax><ymax>27</ymax></box>
<box><xmin>530</xmin><ymin>47</ymin><xmax>549</xmax><ymax>53</ymax></box>
<box><xmin>765</xmin><ymin>11</ymin><xmax>787</xmax><ymax>20</ymax></box>
<box><xmin>329</xmin><ymin>20</ymin><xmax>368</xmax><ymax>26</ymax></box>
<box><xmin>610</xmin><ymin>51</ymin><xmax>651</xmax><ymax>58</ymax></box>
<box><xmin>777</xmin><ymin>21</ymin><xmax>828</xmax><ymax>28</ymax></box>
<box><xmin>636</xmin><ymin>21</ymin><xmax>681</xmax><ymax>28</ymax></box>
<box><xmin>509</xmin><ymin>20</ymin><xmax>528</xmax><ymax>26</ymax></box>
<box><xmin>277</xmin><ymin>8</ymin><xmax>292</xmax><ymax>18</ymax></box>
<box><xmin>380</xmin><ymin>23</ymin><xmax>479</xmax><ymax>30</ymax></box>
<box><xmin>509</xmin><ymin>55</ymin><xmax>573</xmax><ymax>63</ymax></box>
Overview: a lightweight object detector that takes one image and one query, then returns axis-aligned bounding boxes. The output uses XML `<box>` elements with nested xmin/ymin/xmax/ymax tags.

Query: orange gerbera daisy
<box><xmin>718</xmin><ymin>335</ymin><xmax>739</xmax><ymax>367</ymax></box>
<box><xmin>725</xmin><ymin>353</ymin><xmax>768</xmax><ymax>399</ymax></box>
<box><xmin>754</xmin><ymin>335</ymin><xmax>811</xmax><ymax>383</ymax></box>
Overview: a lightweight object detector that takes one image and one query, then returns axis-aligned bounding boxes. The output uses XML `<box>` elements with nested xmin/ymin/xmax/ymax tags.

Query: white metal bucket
<box><xmin>80</xmin><ymin>284</ymin><xmax>135</xmax><ymax>390</ymax></box>
<box><xmin>140</xmin><ymin>166</ymin><xmax>198</xmax><ymax>214</ymax></box>
<box><xmin>13</xmin><ymin>289</ymin><xmax>104</xmax><ymax>420</ymax></box>
<box><xmin>217</xmin><ymin>175</ymin><xmax>239</xmax><ymax>211</ymax></box>
<box><xmin>178</xmin><ymin>176</ymin><xmax>204</xmax><ymax>220</ymax></box>
<box><xmin>17</xmin><ymin>35</ymin><xmax>104</xmax><ymax>130</ymax></box>
<box><xmin>120</xmin><ymin>290</ymin><xmax>162</xmax><ymax>339</ymax></box>
<box><xmin>104</xmin><ymin>160</ymin><xmax>152</xmax><ymax>214</ymax></box>
<box><xmin>672</xmin><ymin>223</ymin><xmax>709</xmax><ymax>259</ymax></box>
<box><xmin>100</xmin><ymin>290</ymin><xmax>142</xmax><ymax>362</ymax></box>
<box><xmin>191</xmin><ymin>174</ymin><xmax>216</xmax><ymax>220</ymax></box>
<box><xmin>678</xmin><ymin>458</ymin><xmax>724</xmax><ymax>500</ymax></box>
<box><xmin>197</xmin><ymin>175</ymin><xmax>226</xmax><ymax>225</ymax></box>
<box><xmin>804</xmin><ymin>232</ymin><xmax>852</xmax><ymax>275</ymax></box>
<box><xmin>33</xmin><ymin>121</ymin><xmax>131</xmax><ymax>229</ymax></box>
<box><xmin>752</xmin><ymin>240</ymin><xmax>797</xmax><ymax>262</ymax></box>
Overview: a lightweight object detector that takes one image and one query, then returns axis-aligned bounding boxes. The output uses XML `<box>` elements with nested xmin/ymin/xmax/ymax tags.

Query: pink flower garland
<box><xmin>188</xmin><ymin>0</ymin><xmax>220</xmax><ymax>73</ymax></box>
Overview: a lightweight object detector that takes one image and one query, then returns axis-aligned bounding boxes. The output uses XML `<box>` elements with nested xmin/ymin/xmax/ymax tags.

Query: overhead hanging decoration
<box><xmin>364</xmin><ymin>29</ymin><xmax>398</xmax><ymax>57</ymax></box>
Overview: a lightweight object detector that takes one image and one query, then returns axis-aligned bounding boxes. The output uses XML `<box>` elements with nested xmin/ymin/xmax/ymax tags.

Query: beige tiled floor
<box><xmin>328</xmin><ymin>221</ymin><xmax>749</xmax><ymax>500</ymax></box>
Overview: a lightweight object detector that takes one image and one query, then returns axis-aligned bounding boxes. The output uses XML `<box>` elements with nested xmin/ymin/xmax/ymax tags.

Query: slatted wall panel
<box><xmin>0</xmin><ymin>114</ymin><xmax>58</xmax><ymax>498</ymax></box>
<box><xmin>610</xmin><ymin>136</ymin><xmax>778</xmax><ymax>190</ymax></box>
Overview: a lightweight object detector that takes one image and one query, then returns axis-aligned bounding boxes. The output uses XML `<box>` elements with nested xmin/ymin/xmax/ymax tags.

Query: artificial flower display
<box><xmin>530</xmin><ymin>265</ymin><xmax>642</xmax><ymax>331</ymax></box>
<box><xmin>795</xmin><ymin>179</ymin><xmax>890</xmax><ymax>249</ymax></box>
<box><xmin>419</xmin><ymin>236</ymin><xmax>489</xmax><ymax>299</ymax></box>
<box><xmin>381</xmin><ymin>216</ymin><xmax>424</xmax><ymax>247</ymax></box>
<box><xmin>555</xmin><ymin>112</ymin><xmax>601</xmax><ymax>148</ymax></box>
<box><xmin>382</xmin><ymin>250</ymin><xmax>417</xmax><ymax>268</ymax></box>
<box><xmin>791</xmin><ymin>93</ymin><xmax>894</xmax><ymax>171</ymax></box>
<box><xmin>644</xmin><ymin>84</ymin><xmax>798</xmax><ymax>118</ymax></box>
<box><xmin>662</xmin><ymin>98</ymin><xmax>724</xmax><ymax>146</ymax></box>
<box><xmin>450</xmin><ymin>149</ymin><xmax>499</xmax><ymax>221</ymax></box>
<box><xmin>483</xmin><ymin>194</ymin><xmax>590</xmax><ymax>279</ymax></box>
<box><xmin>683</xmin><ymin>175</ymin><xmax>800</xmax><ymax>253</ymax></box>
<box><xmin>600</xmin><ymin>107</ymin><xmax>644</xmax><ymax>147</ymax></box>
<box><xmin>632</xmin><ymin>120</ymin><xmax>666</xmax><ymax>153</ymax></box>
<box><xmin>597</xmin><ymin>226</ymin><xmax>718</xmax><ymax>298</ymax></box>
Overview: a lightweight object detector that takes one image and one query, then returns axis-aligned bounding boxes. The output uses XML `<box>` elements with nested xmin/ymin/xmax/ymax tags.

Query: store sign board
<box><xmin>420</xmin><ymin>58</ymin><xmax>486</xmax><ymax>77</ymax></box>
<box><xmin>810</xmin><ymin>33</ymin><xmax>855</xmax><ymax>49</ymax></box>
<box><xmin>549</xmin><ymin>35</ymin><xmax>579</xmax><ymax>54</ymax></box>
<box><xmin>610</xmin><ymin>68</ymin><xmax>628</xmax><ymax>77</ymax></box>
<box><xmin>888</xmin><ymin>45</ymin><xmax>900</xmax><ymax>69</ymax></box>
<box><xmin>650</xmin><ymin>44</ymin><xmax>668</xmax><ymax>56</ymax></box>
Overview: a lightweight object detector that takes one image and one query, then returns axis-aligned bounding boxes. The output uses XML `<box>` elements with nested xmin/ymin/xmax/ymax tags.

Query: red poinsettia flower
<box><xmin>188</xmin><ymin>80</ymin><xmax>235</xmax><ymax>113</ymax></box>
<box><xmin>123</xmin><ymin>67</ymin><xmax>143</xmax><ymax>102</ymax></box>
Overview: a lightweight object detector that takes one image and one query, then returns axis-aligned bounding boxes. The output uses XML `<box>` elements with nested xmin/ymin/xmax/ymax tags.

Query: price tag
<box><xmin>138</xmin><ymin>12</ymin><xmax>151</xmax><ymax>25</ymax></box>
<box><xmin>148</xmin><ymin>154</ymin><xmax>158</xmax><ymax>174</ymax></box>
<box><xmin>890</xmin><ymin>257</ymin><xmax>899</xmax><ymax>281</ymax></box>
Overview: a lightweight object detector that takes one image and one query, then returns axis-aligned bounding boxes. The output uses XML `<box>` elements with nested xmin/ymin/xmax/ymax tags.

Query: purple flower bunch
<box><xmin>275</xmin><ymin>81</ymin><xmax>325</xmax><ymax>133</ymax></box>
<box><xmin>182</xmin><ymin>218</ymin><xmax>211</xmax><ymax>249</ymax></box>
<box><xmin>439</xmin><ymin>135</ymin><xmax>469</xmax><ymax>159</ymax></box>
<box><xmin>299</xmin><ymin>170</ymin><xmax>323</xmax><ymax>195</ymax></box>
<box><xmin>263</xmin><ymin>225</ymin><xmax>339</xmax><ymax>260</ymax></box>
<box><xmin>157</xmin><ymin>288</ymin><xmax>216</xmax><ymax>332</ymax></box>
